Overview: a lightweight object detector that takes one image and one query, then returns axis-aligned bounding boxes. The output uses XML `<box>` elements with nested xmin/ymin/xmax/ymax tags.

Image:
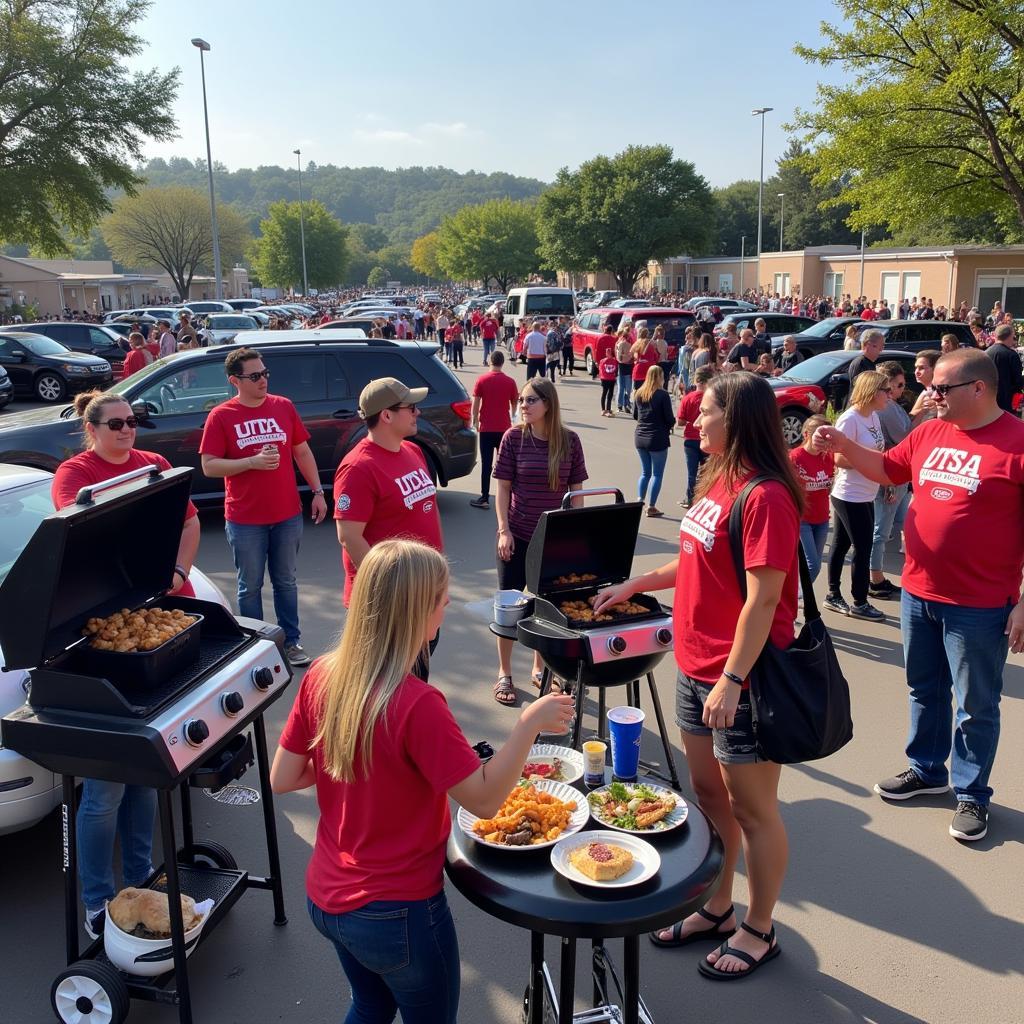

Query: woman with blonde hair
<box><xmin>824</xmin><ymin>370</ymin><xmax>890</xmax><ymax>621</ymax></box>
<box><xmin>615</xmin><ymin>323</ymin><xmax>634</xmax><ymax>412</ymax></box>
<box><xmin>492</xmin><ymin>376</ymin><xmax>588</xmax><ymax>703</ymax></box>
<box><xmin>843</xmin><ymin>324</ymin><xmax>860</xmax><ymax>351</ymax></box>
<box><xmin>633</xmin><ymin>365</ymin><xmax>675</xmax><ymax>517</ymax></box>
<box><xmin>272</xmin><ymin>539</ymin><xmax>573</xmax><ymax>1023</ymax></box>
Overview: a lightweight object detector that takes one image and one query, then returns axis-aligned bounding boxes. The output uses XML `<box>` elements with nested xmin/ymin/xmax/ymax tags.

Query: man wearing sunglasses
<box><xmin>200</xmin><ymin>347</ymin><xmax>328</xmax><ymax>667</ymax></box>
<box><xmin>813</xmin><ymin>349</ymin><xmax>1024</xmax><ymax>842</ymax></box>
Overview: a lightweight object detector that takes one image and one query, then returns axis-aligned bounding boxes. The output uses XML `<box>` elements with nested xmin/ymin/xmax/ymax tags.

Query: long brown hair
<box><xmin>694</xmin><ymin>372</ymin><xmax>805</xmax><ymax>514</ymax></box>
<box><xmin>515</xmin><ymin>377</ymin><xmax>572</xmax><ymax>491</ymax></box>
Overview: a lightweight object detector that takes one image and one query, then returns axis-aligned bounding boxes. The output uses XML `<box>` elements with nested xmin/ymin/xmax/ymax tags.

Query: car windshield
<box><xmin>777</xmin><ymin>351</ymin><xmax>852</xmax><ymax>382</ymax></box>
<box><xmin>799</xmin><ymin>317</ymin><xmax>855</xmax><ymax>338</ymax></box>
<box><xmin>209</xmin><ymin>316</ymin><xmax>254</xmax><ymax>328</ymax></box>
<box><xmin>636</xmin><ymin>313</ymin><xmax>692</xmax><ymax>344</ymax></box>
<box><xmin>0</xmin><ymin>479</ymin><xmax>55</xmax><ymax>587</ymax></box>
<box><xmin>19</xmin><ymin>334</ymin><xmax>70</xmax><ymax>356</ymax></box>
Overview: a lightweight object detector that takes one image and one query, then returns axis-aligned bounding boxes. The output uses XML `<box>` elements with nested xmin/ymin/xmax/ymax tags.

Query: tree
<box><xmin>411</xmin><ymin>230</ymin><xmax>443</xmax><ymax>280</ymax></box>
<box><xmin>367</xmin><ymin>266</ymin><xmax>387</xmax><ymax>288</ymax></box>
<box><xmin>102</xmin><ymin>186</ymin><xmax>248</xmax><ymax>299</ymax></box>
<box><xmin>0</xmin><ymin>0</ymin><xmax>178</xmax><ymax>252</ymax></box>
<box><xmin>251</xmin><ymin>199</ymin><xmax>348</xmax><ymax>290</ymax></box>
<box><xmin>793</xmin><ymin>0</ymin><xmax>1024</xmax><ymax>238</ymax></box>
<box><xmin>538</xmin><ymin>145</ymin><xmax>714</xmax><ymax>295</ymax></box>
<box><xmin>436</xmin><ymin>198</ymin><xmax>540</xmax><ymax>292</ymax></box>
<box><xmin>707</xmin><ymin>181</ymin><xmax>760</xmax><ymax>255</ymax></box>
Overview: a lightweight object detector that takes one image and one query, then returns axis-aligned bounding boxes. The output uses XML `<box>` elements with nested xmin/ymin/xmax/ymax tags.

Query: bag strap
<box><xmin>727</xmin><ymin>475</ymin><xmax>820</xmax><ymax>624</ymax></box>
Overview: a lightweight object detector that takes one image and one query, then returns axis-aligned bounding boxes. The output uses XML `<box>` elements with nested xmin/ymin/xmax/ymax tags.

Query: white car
<box><xmin>0</xmin><ymin>464</ymin><xmax>228</xmax><ymax>836</ymax></box>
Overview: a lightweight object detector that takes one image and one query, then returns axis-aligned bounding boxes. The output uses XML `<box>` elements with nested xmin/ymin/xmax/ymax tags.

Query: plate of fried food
<box><xmin>521</xmin><ymin>744</ymin><xmax>585</xmax><ymax>785</ymax></box>
<box><xmin>458</xmin><ymin>779</ymin><xmax>587</xmax><ymax>850</ymax></box>
<box><xmin>82</xmin><ymin>607</ymin><xmax>199</xmax><ymax>653</ymax></box>
<box><xmin>553</xmin><ymin>572</ymin><xmax>598</xmax><ymax>586</ymax></box>
<box><xmin>550</xmin><ymin>830</ymin><xmax>660</xmax><ymax>889</ymax></box>
<box><xmin>587</xmin><ymin>781</ymin><xmax>687</xmax><ymax>834</ymax></box>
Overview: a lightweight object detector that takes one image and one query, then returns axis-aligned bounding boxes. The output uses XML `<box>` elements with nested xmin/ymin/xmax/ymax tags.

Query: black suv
<box><xmin>851</xmin><ymin>320</ymin><xmax>975</xmax><ymax>351</ymax></box>
<box><xmin>717</xmin><ymin>312</ymin><xmax>818</xmax><ymax>338</ymax></box>
<box><xmin>0</xmin><ymin>335</ymin><xmax>476</xmax><ymax>504</ymax></box>
<box><xmin>0</xmin><ymin>331</ymin><xmax>113</xmax><ymax>402</ymax></box>
<box><xmin>5</xmin><ymin>322</ymin><xmax>127</xmax><ymax>378</ymax></box>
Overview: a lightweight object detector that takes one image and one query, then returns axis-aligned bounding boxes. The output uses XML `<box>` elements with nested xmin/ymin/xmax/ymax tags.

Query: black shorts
<box><xmin>496</xmin><ymin>535</ymin><xmax>529</xmax><ymax>592</ymax></box>
<box><xmin>675</xmin><ymin>671</ymin><xmax>761</xmax><ymax>765</ymax></box>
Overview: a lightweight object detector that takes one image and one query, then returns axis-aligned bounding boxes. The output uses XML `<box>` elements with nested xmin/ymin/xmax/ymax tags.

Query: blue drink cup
<box><xmin>607</xmin><ymin>706</ymin><xmax>645</xmax><ymax>782</ymax></box>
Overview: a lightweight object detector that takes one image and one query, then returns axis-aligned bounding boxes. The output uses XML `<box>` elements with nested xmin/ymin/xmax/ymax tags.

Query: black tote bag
<box><xmin>727</xmin><ymin>476</ymin><xmax>853</xmax><ymax>764</ymax></box>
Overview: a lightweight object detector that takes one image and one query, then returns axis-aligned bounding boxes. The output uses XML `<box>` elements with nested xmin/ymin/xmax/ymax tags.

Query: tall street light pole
<box><xmin>293</xmin><ymin>149</ymin><xmax>309</xmax><ymax>297</ymax></box>
<box><xmin>752</xmin><ymin>106</ymin><xmax>773</xmax><ymax>293</ymax></box>
<box><xmin>778</xmin><ymin>193</ymin><xmax>785</xmax><ymax>251</ymax></box>
<box><xmin>191</xmin><ymin>38</ymin><xmax>223</xmax><ymax>301</ymax></box>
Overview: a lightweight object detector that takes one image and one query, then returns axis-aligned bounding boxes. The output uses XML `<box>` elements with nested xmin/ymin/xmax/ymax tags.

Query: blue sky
<box><xmin>130</xmin><ymin>0</ymin><xmax>850</xmax><ymax>187</ymax></box>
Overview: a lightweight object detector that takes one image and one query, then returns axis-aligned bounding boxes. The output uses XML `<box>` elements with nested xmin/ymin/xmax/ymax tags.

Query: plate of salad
<box><xmin>587</xmin><ymin>781</ymin><xmax>688</xmax><ymax>834</ymax></box>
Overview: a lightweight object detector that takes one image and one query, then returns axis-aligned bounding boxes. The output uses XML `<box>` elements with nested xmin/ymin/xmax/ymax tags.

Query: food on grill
<box><xmin>569</xmin><ymin>841</ymin><xmax>634</xmax><ymax>880</ymax></box>
<box><xmin>472</xmin><ymin>782</ymin><xmax>577</xmax><ymax>846</ymax></box>
<box><xmin>521</xmin><ymin>757</ymin><xmax>564</xmax><ymax>782</ymax></box>
<box><xmin>82</xmin><ymin>607</ymin><xmax>198</xmax><ymax>653</ymax></box>
<box><xmin>553</xmin><ymin>573</ymin><xmax>598</xmax><ymax>585</ymax></box>
<box><xmin>108</xmin><ymin>886</ymin><xmax>203</xmax><ymax>939</ymax></box>
<box><xmin>589</xmin><ymin>782</ymin><xmax>678</xmax><ymax>831</ymax></box>
<box><xmin>558</xmin><ymin>594</ymin><xmax>648</xmax><ymax>624</ymax></box>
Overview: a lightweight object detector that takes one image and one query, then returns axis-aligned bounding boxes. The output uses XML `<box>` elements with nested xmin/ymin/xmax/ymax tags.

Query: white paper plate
<box><xmin>586</xmin><ymin>782</ymin><xmax>688</xmax><ymax>835</ymax></box>
<box><xmin>522</xmin><ymin>744</ymin><xmax>585</xmax><ymax>785</ymax></box>
<box><xmin>457</xmin><ymin>779</ymin><xmax>588</xmax><ymax>851</ymax></box>
<box><xmin>550</xmin><ymin>830</ymin><xmax>661</xmax><ymax>889</ymax></box>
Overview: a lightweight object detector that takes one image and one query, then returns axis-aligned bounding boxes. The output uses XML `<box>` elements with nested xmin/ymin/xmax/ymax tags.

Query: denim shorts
<box><xmin>675</xmin><ymin>671</ymin><xmax>760</xmax><ymax>764</ymax></box>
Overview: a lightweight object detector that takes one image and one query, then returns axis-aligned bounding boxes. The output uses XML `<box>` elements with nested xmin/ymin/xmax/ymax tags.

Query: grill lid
<box><xmin>0</xmin><ymin>464</ymin><xmax>192</xmax><ymax>670</ymax></box>
<box><xmin>524</xmin><ymin>487</ymin><xmax>644</xmax><ymax>595</ymax></box>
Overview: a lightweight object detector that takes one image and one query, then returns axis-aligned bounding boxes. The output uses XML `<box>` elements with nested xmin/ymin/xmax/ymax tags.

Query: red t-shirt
<box><xmin>480</xmin><ymin>317</ymin><xmax>499</xmax><ymax>340</ymax></box>
<box><xmin>598</xmin><ymin>356</ymin><xmax>618</xmax><ymax>381</ymax></box>
<box><xmin>472</xmin><ymin>370</ymin><xmax>519</xmax><ymax>433</ymax></box>
<box><xmin>676</xmin><ymin>390</ymin><xmax>702</xmax><ymax>440</ymax></box>
<box><xmin>789</xmin><ymin>447</ymin><xmax>835</xmax><ymax>525</ymax></box>
<box><xmin>199</xmin><ymin>394</ymin><xmax>310</xmax><ymax>525</ymax></box>
<box><xmin>278</xmin><ymin>661</ymin><xmax>481</xmax><ymax>913</ymax></box>
<box><xmin>632</xmin><ymin>344</ymin><xmax>659</xmax><ymax>382</ymax></box>
<box><xmin>51</xmin><ymin>449</ymin><xmax>197</xmax><ymax>597</ymax></box>
<box><xmin>674</xmin><ymin>475</ymin><xmax>799</xmax><ymax>683</ymax></box>
<box><xmin>333</xmin><ymin>438</ymin><xmax>444</xmax><ymax>605</ymax></box>
<box><xmin>595</xmin><ymin>334</ymin><xmax>617</xmax><ymax>361</ymax></box>
<box><xmin>882</xmin><ymin>413</ymin><xmax>1024</xmax><ymax>606</ymax></box>
<box><xmin>122</xmin><ymin>348</ymin><xmax>152</xmax><ymax>378</ymax></box>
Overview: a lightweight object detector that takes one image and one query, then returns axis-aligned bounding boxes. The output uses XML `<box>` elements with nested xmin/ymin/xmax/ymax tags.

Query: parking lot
<box><xmin>1</xmin><ymin>365</ymin><xmax>1022</xmax><ymax>1023</ymax></box>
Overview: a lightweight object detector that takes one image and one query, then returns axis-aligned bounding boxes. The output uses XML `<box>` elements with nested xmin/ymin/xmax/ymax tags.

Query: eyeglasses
<box><xmin>932</xmin><ymin>380</ymin><xmax>978</xmax><ymax>397</ymax></box>
<box><xmin>98</xmin><ymin>417</ymin><xmax>138</xmax><ymax>431</ymax></box>
<box><xmin>234</xmin><ymin>370</ymin><xmax>270</xmax><ymax>382</ymax></box>
<box><xmin>388</xmin><ymin>402</ymin><xmax>418</xmax><ymax>412</ymax></box>
<box><xmin>518</xmin><ymin>395</ymin><xmax>544</xmax><ymax>406</ymax></box>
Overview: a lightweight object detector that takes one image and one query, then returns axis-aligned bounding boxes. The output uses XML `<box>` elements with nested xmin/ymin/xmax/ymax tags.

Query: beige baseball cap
<box><xmin>358</xmin><ymin>377</ymin><xmax>429</xmax><ymax>418</ymax></box>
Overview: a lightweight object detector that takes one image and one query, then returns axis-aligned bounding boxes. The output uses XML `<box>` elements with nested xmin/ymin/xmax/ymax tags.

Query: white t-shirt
<box><xmin>831</xmin><ymin>407</ymin><xmax>885</xmax><ymax>502</ymax></box>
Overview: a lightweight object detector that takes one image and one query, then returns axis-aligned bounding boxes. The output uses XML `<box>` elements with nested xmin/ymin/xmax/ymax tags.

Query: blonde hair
<box><xmin>634</xmin><ymin>365</ymin><xmax>664</xmax><ymax>404</ymax></box>
<box><xmin>312</xmin><ymin>540</ymin><xmax>449</xmax><ymax>782</ymax></box>
<box><xmin>516</xmin><ymin>377</ymin><xmax>572</xmax><ymax>491</ymax></box>
<box><xmin>850</xmin><ymin>369</ymin><xmax>889</xmax><ymax>411</ymax></box>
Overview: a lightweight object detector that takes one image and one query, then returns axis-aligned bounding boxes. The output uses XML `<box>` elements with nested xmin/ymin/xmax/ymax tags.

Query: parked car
<box><xmin>183</xmin><ymin>300</ymin><xmax>234</xmax><ymax>315</ymax></box>
<box><xmin>714</xmin><ymin>312</ymin><xmax>817</xmax><ymax>340</ymax></box>
<box><xmin>681</xmin><ymin>297</ymin><xmax>759</xmax><ymax>312</ymax></box>
<box><xmin>0</xmin><ymin>334</ymin><xmax>476</xmax><ymax>503</ymax></box>
<box><xmin>0</xmin><ymin>332</ymin><xmax>112</xmax><ymax>402</ymax></box>
<box><xmin>579</xmin><ymin>289</ymin><xmax>620</xmax><ymax>310</ymax></box>
<box><xmin>4</xmin><ymin>322</ymin><xmax>127</xmax><ymax>380</ymax></box>
<box><xmin>775</xmin><ymin>316</ymin><xmax>867</xmax><ymax>361</ymax></box>
<box><xmin>850</xmin><ymin>319</ymin><xmax>976</xmax><ymax>351</ymax></box>
<box><xmin>570</xmin><ymin>307</ymin><xmax>697</xmax><ymax>375</ymax></box>
<box><xmin>226</xmin><ymin>299</ymin><xmax>263</xmax><ymax>312</ymax></box>
<box><xmin>504</xmin><ymin>287</ymin><xmax>577</xmax><ymax>333</ymax></box>
<box><xmin>0</xmin><ymin>463</ymin><xmax>228</xmax><ymax>836</ymax></box>
<box><xmin>0</xmin><ymin>367</ymin><xmax>12</xmax><ymax>409</ymax></box>
<box><xmin>202</xmin><ymin>314</ymin><xmax>262</xmax><ymax>345</ymax></box>
<box><xmin>607</xmin><ymin>299</ymin><xmax>653</xmax><ymax>309</ymax></box>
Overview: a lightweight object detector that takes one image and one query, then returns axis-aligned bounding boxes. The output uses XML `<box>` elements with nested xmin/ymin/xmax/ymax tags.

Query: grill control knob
<box><xmin>251</xmin><ymin>666</ymin><xmax>274</xmax><ymax>691</ymax></box>
<box><xmin>607</xmin><ymin>636</ymin><xmax>627</xmax><ymax>656</ymax></box>
<box><xmin>655</xmin><ymin>627</ymin><xmax>673</xmax><ymax>647</ymax></box>
<box><xmin>183</xmin><ymin>719</ymin><xmax>210</xmax><ymax>747</ymax></box>
<box><xmin>221</xmin><ymin>691</ymin><xmax>244</xmax><ymax>716</ymax></box>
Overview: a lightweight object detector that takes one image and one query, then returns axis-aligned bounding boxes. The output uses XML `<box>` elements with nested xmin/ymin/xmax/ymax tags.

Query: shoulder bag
<box><xmin>727</xmin><ymin>475</ymin><xmax>853</xmax><ymax>764</ymax></box>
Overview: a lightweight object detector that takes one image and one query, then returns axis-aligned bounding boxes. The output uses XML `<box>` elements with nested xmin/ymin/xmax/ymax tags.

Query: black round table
<box><xmin>446</xmin><ymin>797</ymin><xmax>723</xmax><ymax>1024</ymax></box>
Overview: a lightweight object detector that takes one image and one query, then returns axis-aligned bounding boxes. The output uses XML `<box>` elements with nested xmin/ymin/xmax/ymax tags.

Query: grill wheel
<box><xmin>51</xmin><ymin>960</ymin><xmax>129</xmax><ymax>1024</ymax></box>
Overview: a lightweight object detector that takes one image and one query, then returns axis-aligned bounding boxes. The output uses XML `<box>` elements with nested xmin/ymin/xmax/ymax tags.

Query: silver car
<box><xmin>202</xmin><ymin>313</ymin><xmax>262</xmax><ymax>345</ymax></box>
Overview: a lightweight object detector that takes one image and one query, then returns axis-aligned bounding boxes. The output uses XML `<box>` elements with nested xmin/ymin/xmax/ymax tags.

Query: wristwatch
<box><xmin>312</xmin><ymin>488</ymin><xmax>324</xmax><ymax>495</ymax></box>
<box><xmin>722</xmin><ymin>670</ymin><xmax>744</xmax><ymax>686</ymax></box>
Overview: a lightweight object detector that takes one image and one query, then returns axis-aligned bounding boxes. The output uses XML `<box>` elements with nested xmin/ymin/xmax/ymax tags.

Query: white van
<box><xmin>503</xmin><ymin>287</ymin><xmax>577</xmax><ymax>333</ymax></box>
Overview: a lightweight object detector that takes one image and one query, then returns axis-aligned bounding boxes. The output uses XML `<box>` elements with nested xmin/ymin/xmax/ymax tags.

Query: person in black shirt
<box><xmin>778</xmin><ymin>335</ymin><xmax>804</xmax><ymax>372</ymax></box>
<box><xmin>986</xmin><ymin>323</ymin><xmax>1023</xmax><ymax>413</ymax></box>
<box><xmin>752</xmin><ymin>318</ymin><xmax>773</xmax><ymax>358</ymax></box>
<box><xmin>727</xmin><ymin>328</ymin><xmax>758</xmax><ymax>369</ymax></box>
<box><xmin>848</xmin><ymin>329</ymin><xmax>884</xmax><ymax>384</ymax></box>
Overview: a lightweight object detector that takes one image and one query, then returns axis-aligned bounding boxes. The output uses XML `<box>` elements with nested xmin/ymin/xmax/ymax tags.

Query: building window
<box><xmin>901</xmin><ymin>271</ymin><xmax>921</xmax><ymax>303</ymax></box>
<box><xmin>773</xmin><ymin>273</ymin><xmax>791</xmax><ymax>295</ymax></box>
<box><xmin>823</xmin><ymin>272</ymin><xmax>844</xmax><ymax>300</ymax></box>
<box><xmin>977</xmin><ymin>274</ymin><xmax>1024</xmax><ymax>316</ymax></box>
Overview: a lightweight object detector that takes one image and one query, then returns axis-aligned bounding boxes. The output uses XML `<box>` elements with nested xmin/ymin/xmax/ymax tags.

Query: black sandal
<box><xmin>493</xmin><ymin>675</ymin><xmax>518</xmax><ymax>707</ymax></box>
<box><xmin>649</xmin><ymin>905</ymin><xmax>735</xmax><ymax>948</ymax></box>
<box><xmin>697</xmin><ymin>922</ymin><xmax>781</xmax><ymax>981</ymax></box>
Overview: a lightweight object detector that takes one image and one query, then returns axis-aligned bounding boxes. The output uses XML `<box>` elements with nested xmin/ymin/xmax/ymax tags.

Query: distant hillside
<box><xmin>140</xmin><ymin>159</ymin><xmax>548</xmax><ymax>244</ymax></box>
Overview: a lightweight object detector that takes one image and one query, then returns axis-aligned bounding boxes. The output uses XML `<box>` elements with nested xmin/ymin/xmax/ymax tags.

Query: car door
<box><xmin>0</xmin><ymin>336</ymin><xmax>33</xmax><ymax>392</ymax></box>
<box><xmin>88</xmin><ymin>327</ymin><xmax>124</xmax><ymax>371</ymax></box>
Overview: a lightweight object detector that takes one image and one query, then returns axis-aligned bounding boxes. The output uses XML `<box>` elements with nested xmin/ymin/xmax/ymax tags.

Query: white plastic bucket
<box><xmin>493</xmin><ymin>589</ymin><xmax>529</xmax><ymax>627</ymax></box>
<box><xmin>103</xmin><ymin>899</ymin><xmax>212</xmax><ymax>978</ymax></box>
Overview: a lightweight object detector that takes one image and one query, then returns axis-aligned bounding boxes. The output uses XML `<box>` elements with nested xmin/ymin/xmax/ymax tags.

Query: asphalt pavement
<box><xmin>1</xmin><ymin>361</ymin><xmax>1022</xmax><ymax>1024</ymax></box>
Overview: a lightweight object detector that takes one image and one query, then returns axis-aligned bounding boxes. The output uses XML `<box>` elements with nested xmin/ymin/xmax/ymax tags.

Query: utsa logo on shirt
<box><xmin>233</xmin><ymin>417</ymin><xmax>287</xmax><ymax>449</ymax></box>
<box><xmin>680</xmin><ymin>496</ymin><xmax>723</xmax><ymax>553</ymax></box>
<box><xmin>918</xmin><ymin>446</ymin><xmax>982</xmax><ymax>495</ymax></box>
<box><xmin>396</xmin><ymin>468</ymin><xmax>436</xmax><ymax>510</ymax></box>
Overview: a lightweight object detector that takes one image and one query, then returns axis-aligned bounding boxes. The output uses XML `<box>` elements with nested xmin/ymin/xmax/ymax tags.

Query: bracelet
<box><xmin>722</xmin><ymin>670</ymin><xmax>744</xmax><ymax>686</ymax></box>
<box><xmin>173</xmin><ymin>565</ymin><xmax>188</xmax><ymax>582</ymax></box>
<box><xmin>312</xmin><ymin>488</ymin><xmax>324</xmax><ymax>495</ymax></box>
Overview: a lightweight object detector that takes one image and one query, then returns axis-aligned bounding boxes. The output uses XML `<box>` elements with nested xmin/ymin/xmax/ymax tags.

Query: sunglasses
<box><xmin>518</xmin><ymin>395</ymin><xmax>544</xmax><ymax>406</ymax></box>
<box><xmin>932</xmin><ymin>379</ymin><xmax>978</xmax><ymax>397</ymax></box>
<box><xmin>98</xmin><ymin>417</ymin><xmax>139</xmax><ymax>431</ymax></box>
<box><xmin>234</xmin><ymin>370</ymin><xmax>270</xmax><ymax>382</ymax></box>
<box><xmin>388</xmin><ymin>402</ymin><xmax>418</xmax><ymax>412</ymax></box>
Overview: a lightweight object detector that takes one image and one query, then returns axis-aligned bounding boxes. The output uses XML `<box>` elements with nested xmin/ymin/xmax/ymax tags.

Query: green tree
<box><xmin>0</xmin><ymin>0</ymin><xmax>178</xmax><ymax>253</ymax></box>
<box><xmin>252</xmin><ymin>199</ymin><xmax>348</xmax><ymax>290</ymax></box>
<box><xmin>366</xmin><ymin>266</ymin><xmax>387</xmax><ymax>288</ymax></box>
<box><xmin>411</xmin><ymin>230</ymin><xmax>443</xmax><ymax>280</ymax></box>
<box><xmin>538</xmin><ymin>145</ymin><xmax>714</xmax><ymax>295</ymax></box>
<box><xmin>793</xmin><ymin>0</ymin><xmax>1024</xmax><ymax>238</ymax></box>
<box><xmin>708</xmin><ymin>181</ymin><xmax>760</xmax><ymax>255</ymax></box>
<box><xmin>436</xmin><ymin>198</ymin><xmax>540</xmax><ymax>292</ymax></box>
<box><xmin>102</xmin><ymin>186</ymin><xmax>248</xmax><ymax>300</ymax></box>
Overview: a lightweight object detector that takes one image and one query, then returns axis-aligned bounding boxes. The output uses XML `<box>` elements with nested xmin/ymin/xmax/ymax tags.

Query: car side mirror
<box><xmin>131</xmin><ymin>400</ymin><xmax>154</xmax><ymax>421</ymax></box>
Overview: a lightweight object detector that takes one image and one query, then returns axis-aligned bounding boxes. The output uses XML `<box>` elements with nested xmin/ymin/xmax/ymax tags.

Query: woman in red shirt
<box><xmin>121</xmin><ymin>332</ymin><xmax>154</xmax><ymax>378</ymax></box>
<box><xmin>630</xmin><ymin>328</ymin><xmax>659</xmax><ymax>386</ymax></box>
<box><xmin>788</xmin><ymin>413</ymin><xmax>834</xmax><ymax>584</ymax></box>
<box><xmin>271</xmin><ymin>540</ymin><xmax>572</xmax><ymax>1023</ymax></box>
<box><xmin>596</xmin><ymin>372</ymin><xmax>802</xmax><ymax>980</ymax></box>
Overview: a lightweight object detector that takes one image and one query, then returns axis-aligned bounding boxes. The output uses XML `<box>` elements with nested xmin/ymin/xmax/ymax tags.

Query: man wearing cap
<box><xmin>157</xmin><ymin>319</ymin><xmax>177</xmax><ymax>358</ymax></box>
<box><xmin>176</xmin><ymin>312</ymin><xmax>198</xmax><ymax>349</ymax></box>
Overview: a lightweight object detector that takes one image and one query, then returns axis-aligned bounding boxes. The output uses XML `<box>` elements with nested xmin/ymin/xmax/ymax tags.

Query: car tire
<box><xmin>51</xmin><ymin>960</ymin><xmax>130</xmax><ymax>1024</ymax></box>
<box><xmin>780</xmin><ymin>407</ymin><xmax>810</xmax><ymax>448</ymax></box>
<box><xmin>35</xmin><ymin>372</ymin><xmax>67</xmax><ymax>403</ymax></box>
<box><xmin>585</xmin><ymin>350</ymin><xmax>595</xmax><ymax>377</ymax></box>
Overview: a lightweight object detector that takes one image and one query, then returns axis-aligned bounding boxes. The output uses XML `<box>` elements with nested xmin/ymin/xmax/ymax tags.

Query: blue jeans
<box><xmin>617</xmin><ymin>369</ymin><xmax>632</xmax><ymax>409</ymax></box>
<box><xmin>637</xmin><ymin>447</ymin><xmax>669</xmax><ymax>507</ymax></box>
<box><xmin>78</xmin><ymin>780</ymin><xmax>156</xmax><ymax>912</ymax></box>
<box><xmin>307</xmin><ymin>891</ymin><xmax>459</xmax><ymax>1024</ymax></box>
<box><xmin>901</xmin><ymin>590</ymin><xmax>1011</xmax><ymax>805</ymax></box>
<box><xmin>683</xmin><ymin>439</ymin><xmax>705</xmax><ymax>504</ymax></box>
<box><xmin>800</xmin><ymin>520</ymin><xmax>830</xmax><ymax>583</ymax></box>
<box><xmin>482</xmin><ymin>337</ymin><xmax>495</xmax><ymax>362</ymax></box>
<box><xmin>870</xmin><ymin>483</ymin><xmax>910</xmax><ymax>572</ymax></box>
<box><xmin>225</xmin><ymin>513</ymin><xmax>303</xmax><ymax>645</ymax></box>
